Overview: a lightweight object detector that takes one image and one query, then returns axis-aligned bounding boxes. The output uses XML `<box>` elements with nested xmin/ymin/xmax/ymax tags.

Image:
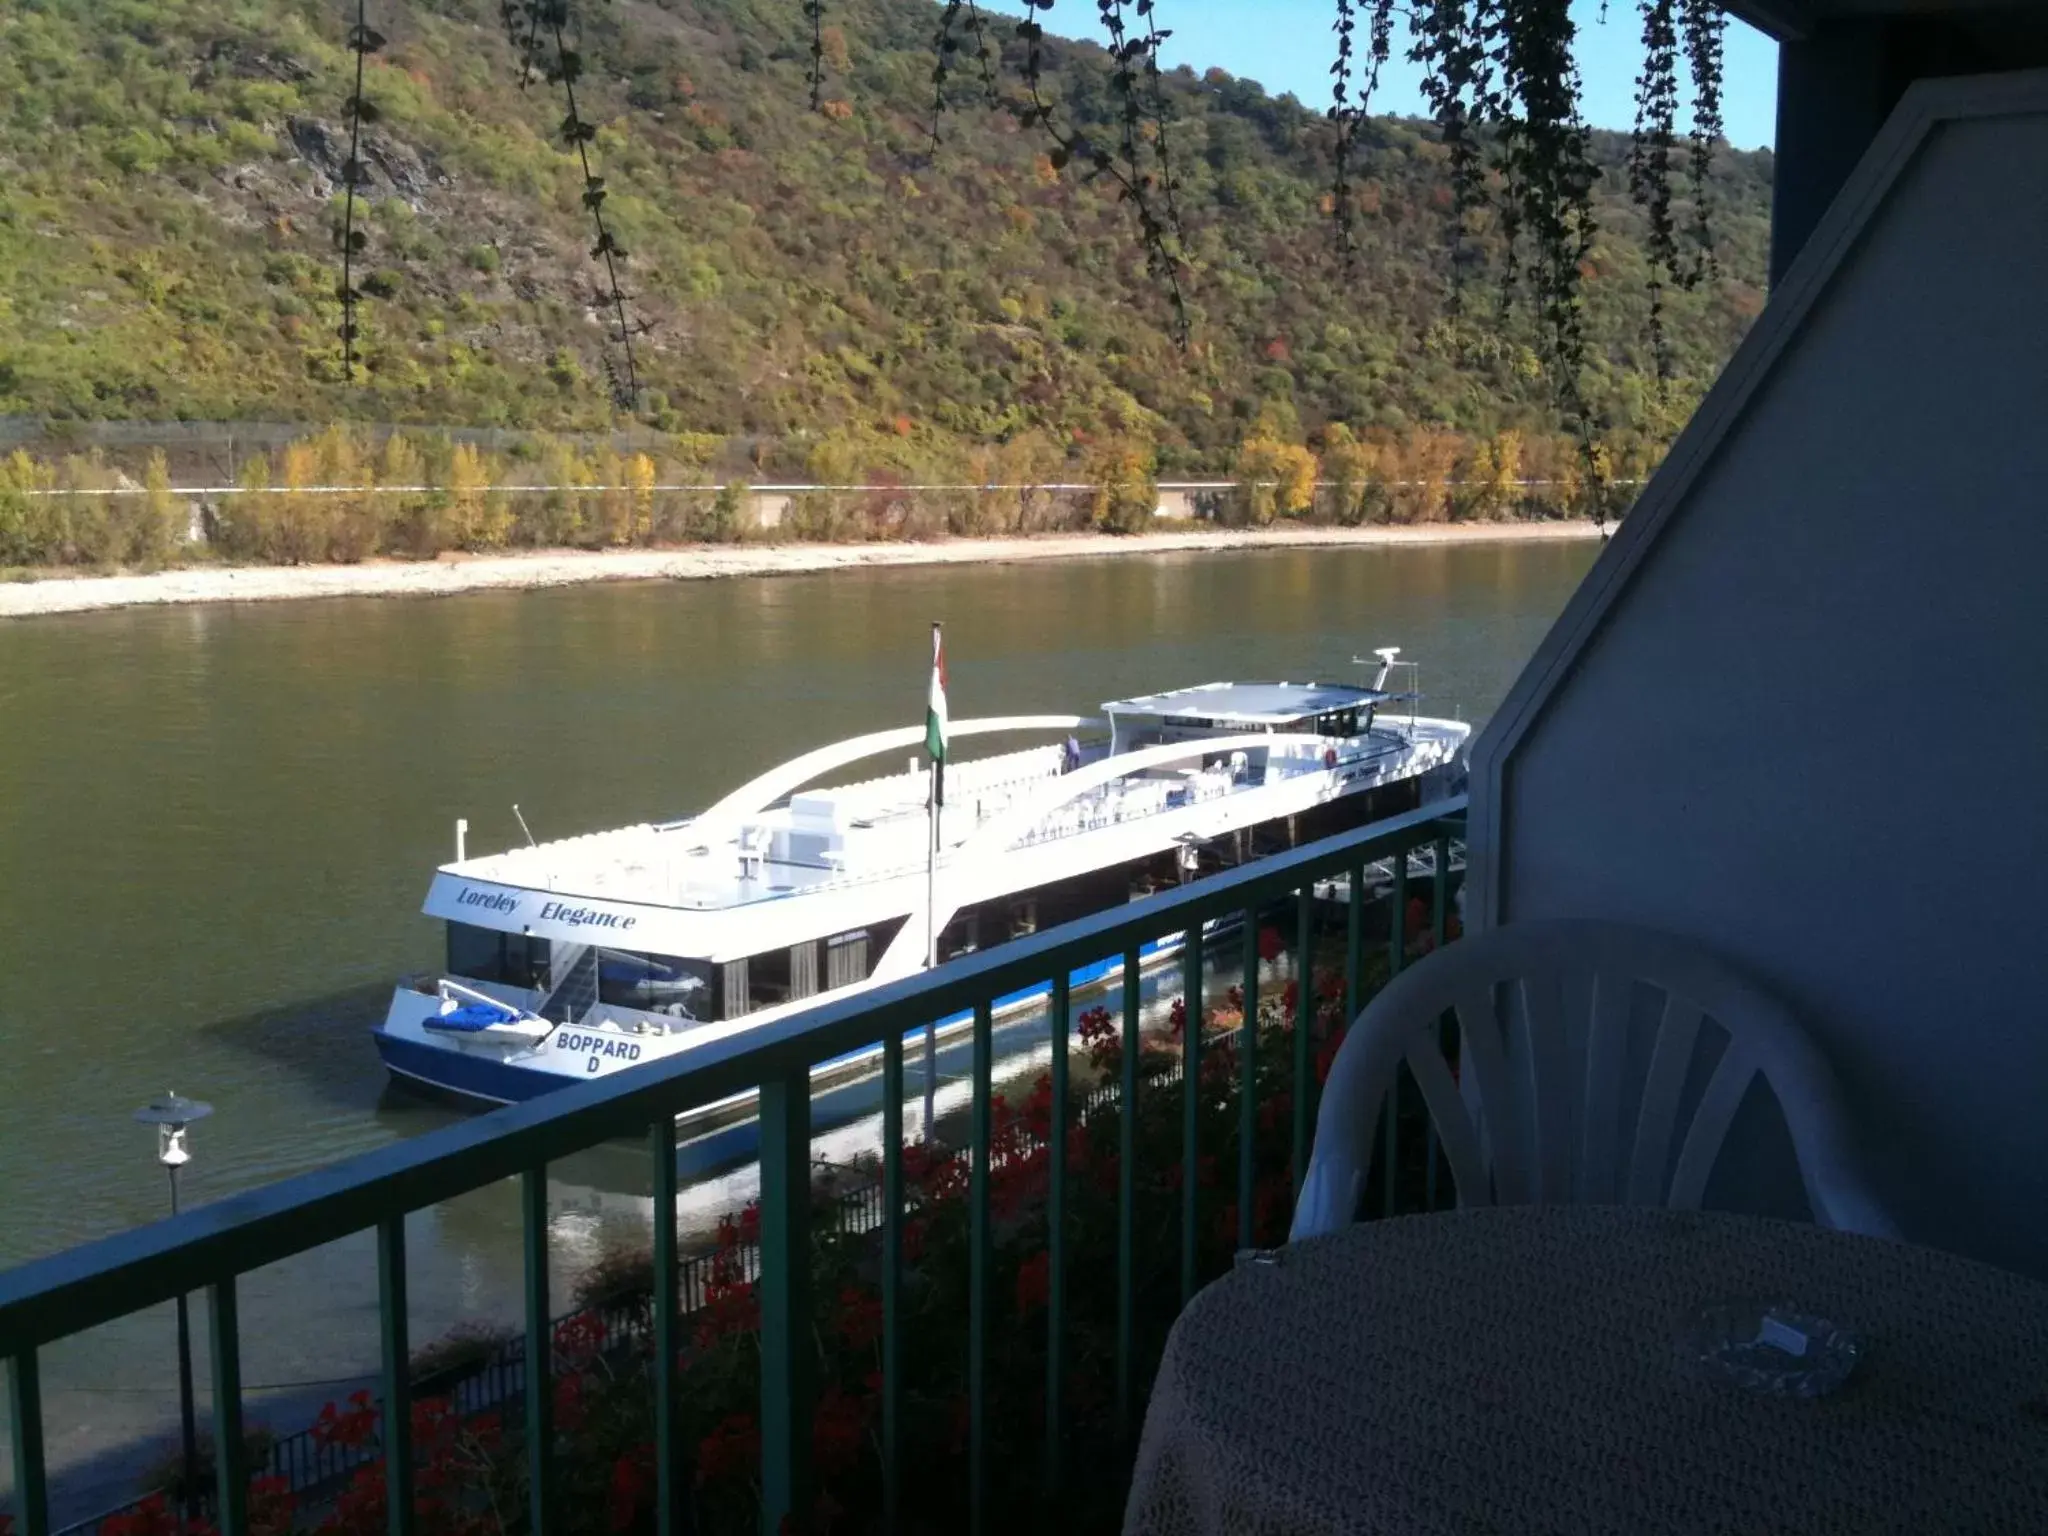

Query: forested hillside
<box><xmin>0</xmin><ymin>0</ymin><xmax>1770</xmax><ymax>481</ymax></box>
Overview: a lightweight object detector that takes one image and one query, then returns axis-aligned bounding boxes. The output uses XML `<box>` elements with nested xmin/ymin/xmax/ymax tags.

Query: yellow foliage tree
<box><xmin>1386</xmin><ymin>430</ymin><xmax>1458</xmax><ymax>524</ymax></box>
<box><xmin>593</xmin><ymin>447</ymin><xmax>633</xmax><ymax>546</ymax></box>
<box><xmin>627</xmin><ymin>452</ymin><xmax>657</xmax><ymax>545</ymax></box>
<box><xmin>1487</xmin><ymin>430</ymin><xmax>1523</xmax><ymax>520</ymax></box>
<box><xmin>1234</xmin><ymin>434</ymin><xmax>1319</xmax><ymax>525</ymax></box>
<box><xmin>136</xmin><ymin>449</ymin><xmax>180</xmax><ymax>565</ymax></box>
<box><xmin>1320</xmin><ymin>424</ymin><xmax>1378</xmax><ymax>526</ymax></box>
<box><xmin>445</xmin><ymin>442</ymin><xmax>509</xmax><ymax>550</ymax></box>
<box><xmin>276</xmin><ymin>440</ymin><xmax>324</xmax><ymax>564</ymax></box>
<box><xmin>1086</xmin><ymin>439</ymin><xmax>1158</xmax><ymax>534</ymax></box>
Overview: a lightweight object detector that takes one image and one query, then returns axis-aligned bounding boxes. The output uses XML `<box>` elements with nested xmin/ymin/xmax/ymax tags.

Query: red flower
<box><xmin>1404</xmin><ymin>896</ymin><xmax>1430</xmax><ymax>942</ymax></box>
<box><xmin>1281</xmin><ymin>980</ymin><xmax>1300</xmax><ymax>1018</ymax></box>
<box><xmin>99</xmin><ymin>1497</ymin><xmax>179</xmax><ymax>1536</ymax></box>
<box><xmin>696</xmin><ymin>1412</ymin><xmax>760</xmax><ymax>1487</ymax></box>
<box><xmin>1021</xmin><ymin>1072</ymin><xmax>1054</xmax><ymax>1140</ymax></box>
<box><xmin>1258</xmin><ymin>926</ymin><xmax>1285</xmax><ymax>963</ymax></box>
<box><xmin>1077</xmin><ymin>1005</ymin><xmax>1122</xmax><ymax>1070</ymax></box>
<box><xmin>608</xmin><ymin>1442</ymin><xmax>655</xmax><ymax>1532</ymax></box>
<box><xmin>1168</xmin><ymin>996</ymin><xmax>1187</xmax><ymax>1035</ymax></box>
<box><xmin>247</xmin><ymin>1476</ymin><xmax>294</xmax><ymax>1536</ymax></box>
<box><xmin>834</xmin><ymin>1283</ymin><xmax>882</xmax><ymax>1351</ymax></box>
<box><xmin>317</xmin><ymin>1463</ymin><xmax>386</xmax><ymax>1536</ymax></box>
<box><xmin>1014</xmin><ymin>1250</ymin><xmax>1050</xmax><ymax>1314</ymax></box>
<box><xmin>695</xmin><ymin>1273</ymin><xmax>761</xmax><ymax>1347</ymax></box>
<box><xmin>811</xmin><ymin>1384</ymin><xmax>869</xmax><ymax>1478</ymax></box>
<box><xmin>553</xmin><ymin>1308</ymin><xmax>607</xmax><ymax>1368</ymax></box>
<box><xmin>312</xmin><ymin>1389</ymin><xmax>378</xmax><ymax>1451</ymax></box>
<box><xmin>553</xmin><ymin>1370</ymin><xmax>588</xmax><ymax>1433</ymax></box>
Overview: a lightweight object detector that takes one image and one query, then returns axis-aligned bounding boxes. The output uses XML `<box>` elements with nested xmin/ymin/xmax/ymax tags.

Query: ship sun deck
<box><xmin>447</xmin><ymin>681</ymin><xmax>1463</xmax><ymax>916</ymax></box>
<box><xmin>384</xmin><ymin>674</ymin><xmax>1469</xmax><ymax>1081</ymax></box>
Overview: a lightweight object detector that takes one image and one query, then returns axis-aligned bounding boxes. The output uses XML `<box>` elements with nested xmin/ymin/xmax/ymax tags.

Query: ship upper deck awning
<box><xmin>1103</xmin><ymin>681</ymin><xmax>1389</xmax><ymax>727</ymax></box>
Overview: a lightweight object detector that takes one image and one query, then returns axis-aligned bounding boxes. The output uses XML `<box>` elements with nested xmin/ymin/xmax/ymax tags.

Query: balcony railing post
<box><xmin>1115</xmin><ymin>944</ymin><xmax>1141</xmax><ymax>1443</ymax></box>
<box><xmin>649</xmin><ymin>1121</ymin><xmax>682</xmax><ymax>1536</ymax></box>
<box><xmin>8</xmin><ymin>1350</ymin><xmax>48</xmax><ymax>1536</ymax></box>
<box><xmin>209</xmin><ymin>1277</ymin><xmax>248</xmax><ymax>1536</ymax></box>
<box><xmin>1344</xmin><ymin>860</ymin><xmax>1365</xmax><ymax>1025</ymax></box>
<box><xmin>1237</xmin><ymin>906</ymin><xmax>1260</xmax><ymax>1252</ymax></box>
<box><xmin>1045</xmin><ymin>971</ymin><xmax>1070</xmax><ymax>1497</ymax></box>
<box><xmin>377</xmin><ymin>1214</ymin><xmax>414</xmax><ymax>1536</ymax></box>
<box><xmin>1433</xmin><ymin>843</ymin><xmax>1449</xmax><ymax>1212</ymax></box>
<box><xmin>1292</xmin><ymin>886</ymin><xmax>1314</xmax><ymax>1198</ymax></box>
<box><xmin>758</xmin><ymin>1069</ymin><xmax>814</xmax><ymax>1536</ymax></box>
<box><xmin>1180</xmin><ymin>924</ymin><xmax>1203</xmax><ymax>1305</ymax></box>
<box><xmin>882</xmin><ymin>1031</ymin><xmax>906</xmax><ymax>1529</ymax></box>
<box><xmin>968</xmin><ymin>1001</ymin><xmax>993</xmax><ymax>1533</ymax></box>
<box><xmin>1382</xmin><ymin>850</ymin><xmax>1410</xmax><ymax>1217</ymax></box>
<box><xmin>521</xmin><ymin>1168</ymin><xmax>553</xmax><ymax>1536</ymax></box>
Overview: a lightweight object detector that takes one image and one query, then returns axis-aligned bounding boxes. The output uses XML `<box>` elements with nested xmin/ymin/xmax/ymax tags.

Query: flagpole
<box><xmin>922</xmin><ymin>620</ymin><xmax>944</xmax><ymax>1141</ymax></box>
<box><xmin>923</xmin><ymin>755</ymin><xmax>938</xmax><ymax>1139</ymax></box>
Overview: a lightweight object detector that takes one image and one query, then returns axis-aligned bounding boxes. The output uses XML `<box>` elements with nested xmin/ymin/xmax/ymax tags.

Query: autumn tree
<box><xmin>136</xmin><ymin>449</ymin><xmax>181</xmax><ymax>565</ymax></box>
<box><xmin>1086</xmin><ymin>439</ymin><xmax>1158</xmax><ymax>534</ymax></box>
<box><xmin>445</xmin><ymin>442</ymin><xmax>509</xmax><ymax>549</ymax></box>
<box><xmin>1234</xmin><ymin>433</ymin><xmax>1319</xmax><ymax>526</ymax></box>
<box><xmin>1320</xmin><ymin>424</ymin><xmax>1379</xmax><ymax>526</ymax></box>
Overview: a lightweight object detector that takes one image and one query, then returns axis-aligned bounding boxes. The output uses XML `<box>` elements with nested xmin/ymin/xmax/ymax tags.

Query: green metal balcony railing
<box><xmin>0</xmin><ymin>797</ymin><xmax>1463</xmax><ymax>1536</ymax></box>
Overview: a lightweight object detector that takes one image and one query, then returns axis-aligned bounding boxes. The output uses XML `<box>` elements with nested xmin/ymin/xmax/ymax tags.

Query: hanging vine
<box><xmin>1680</xmin><ymin>0</ymin><xmax>1725</xmax><ymax>282</ymax></box>
<box><xmin>1409</xmin><ymin>0</ymin><xmax>1500</xmax><ymax>316</ymax></box>
<box><xmin>1012</xmin><ymin>0</ymin><xmax>1190</xmax><ymax>346</ymax></box>
<box><xmin>506</xmin><ymin>2</ymin><xmax>641</xmax><ymax>409</ymax></box>
<box><xmin>803</xmin><ymin>0</ymin><xmax>828</xmax><ymax>111</ymax></box>
<box><xmin>1136</xmin><ymin>0</ymin><xmax>1189</xmax><ymax>280</ymax></box>
<box><xmin>336</xmin><ymin>2</ymin><xmax>384</xmax><ymax>384</ymax></box>
<box><xmin>1630</xmin><ymin>0</ymin><xmax>1680</xmax><ymax>380</ymax></box>
<box><xmin>930</xmin><ymin>0</ymin><xmax>1005</xmax><ymax>155</ymax></box>
<box><xmin>499</xmin><ymin>0</ymin><xmax>545</xmax><ymax>88</ymax></box>
<box><xmin>1095</xmin><ymin>0</ymin><xmax>1190</xmax><ymax>344</ymax></box>
<box><xmin>1328</xmin><ymin>0</ymin><xmax>1394</xmax><ymax>272</ymax></box>
<box><xmin>1493</xmin><ymin>0</ymin><xmax>1597</xmax><ymax>418</ymax></box>
<box><xmin>963</xmin><ymin>2</ymin><xmax>1001</xmax><ymax>104</ymax></box>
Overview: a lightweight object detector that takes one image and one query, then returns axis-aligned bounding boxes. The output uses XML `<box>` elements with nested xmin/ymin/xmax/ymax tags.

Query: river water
<box><xmin>0</xmin><ymin>540</ymin><xmax>1594</xmax><ymax>1513</ymax></box>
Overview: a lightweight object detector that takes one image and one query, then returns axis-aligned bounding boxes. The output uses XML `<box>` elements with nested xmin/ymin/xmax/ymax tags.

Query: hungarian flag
<box><xmin>926</xmin><ymin>622</ymin><xmax>948</xmax><ymax>807</ymax></box>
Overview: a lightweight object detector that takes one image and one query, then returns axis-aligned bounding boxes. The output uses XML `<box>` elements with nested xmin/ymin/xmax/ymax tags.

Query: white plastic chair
<box><xmin>1289</xmin><ymin>919</ymin><xmax>1898</xmax><ymax>1242</ymax></box>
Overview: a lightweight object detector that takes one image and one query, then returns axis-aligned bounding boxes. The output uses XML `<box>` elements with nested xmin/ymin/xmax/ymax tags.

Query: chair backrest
<box><xmin>1289</xmin><ymin>919</ymin><xmax>1897</xmax><ymax>1242</ymax></box>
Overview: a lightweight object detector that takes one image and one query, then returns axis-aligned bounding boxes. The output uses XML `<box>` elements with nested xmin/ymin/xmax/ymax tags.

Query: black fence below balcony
<box><xmin>2</xmin><ymin>797</ymin><xmax>1464</xmax><ymax>1536</ymax></box>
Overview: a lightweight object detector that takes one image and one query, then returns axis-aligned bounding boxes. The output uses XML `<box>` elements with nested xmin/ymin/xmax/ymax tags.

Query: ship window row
<box><xmin>444</xmin><ymin>787</ymin><xmax>1419</xmax><ymax>1026</ymax></box>
<box><xmin>720</xmin><ymin>916</ymin><xmax>907</xmax><ymax>1019</ymax></box>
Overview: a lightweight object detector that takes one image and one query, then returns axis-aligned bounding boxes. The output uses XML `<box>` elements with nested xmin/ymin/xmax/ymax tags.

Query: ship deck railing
<box><xmin>0</xmin><ymin>796</ymin><xmax>1465</xmax><ymax>1536</ymax></box>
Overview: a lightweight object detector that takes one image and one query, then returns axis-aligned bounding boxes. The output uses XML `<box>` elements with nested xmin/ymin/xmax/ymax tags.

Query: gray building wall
<box><xmin>1468</xmin><ymin>75</ymin><xmax>2048</xmax><ymax>1276</ymax></box>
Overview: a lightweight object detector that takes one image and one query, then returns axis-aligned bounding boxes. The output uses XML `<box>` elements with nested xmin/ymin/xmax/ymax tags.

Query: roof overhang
<box><xmin>1719</xmin><ymin>0</ymin><xmax>2046</xmax><ymax>44</ymax></box>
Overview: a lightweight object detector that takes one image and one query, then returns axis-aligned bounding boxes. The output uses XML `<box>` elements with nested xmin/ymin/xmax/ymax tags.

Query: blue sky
<box><xmin>1011</xmin><ymin>1</ymin><xmax>1781</xmax><ymax>150</ymax></box>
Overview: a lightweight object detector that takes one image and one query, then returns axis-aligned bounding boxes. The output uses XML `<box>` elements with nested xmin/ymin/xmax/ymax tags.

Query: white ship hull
<box><xmin>376</xmin><ymin>668</ymin><xmax>1469</xmax><ymax>1106</ymax></box>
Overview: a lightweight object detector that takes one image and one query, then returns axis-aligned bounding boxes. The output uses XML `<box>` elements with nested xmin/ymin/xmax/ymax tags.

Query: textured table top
<box><xmin>1125</xmin><ymin>1206</ymin><xmax>2048</xmax><ymax>1535</ymax></box>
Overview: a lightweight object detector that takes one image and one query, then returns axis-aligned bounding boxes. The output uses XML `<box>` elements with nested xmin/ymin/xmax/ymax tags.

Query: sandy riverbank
<box><xmin>0</xmin><ymin>521</ymin><xmax>1605</xmax><ymax>620</ymax></box>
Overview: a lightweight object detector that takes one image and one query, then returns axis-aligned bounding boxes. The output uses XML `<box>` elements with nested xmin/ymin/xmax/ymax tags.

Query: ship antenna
<box><xmin>511</xmin><ymin>803</ymin><xmax>538</xmax><ymax>848</ymax></box>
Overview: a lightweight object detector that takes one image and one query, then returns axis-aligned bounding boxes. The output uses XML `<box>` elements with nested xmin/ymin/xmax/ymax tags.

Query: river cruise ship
<box><xmin>373</xmin><ymin>652</ymin><xmax>1469</xmax><ymax>1104</ymax></box>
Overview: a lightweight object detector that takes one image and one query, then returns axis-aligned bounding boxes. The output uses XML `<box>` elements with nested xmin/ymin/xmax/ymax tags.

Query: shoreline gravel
<box><xmin>0</xmin><ymin>521</ymin><xmax>1606</xmax><ymax>620</ymax></box>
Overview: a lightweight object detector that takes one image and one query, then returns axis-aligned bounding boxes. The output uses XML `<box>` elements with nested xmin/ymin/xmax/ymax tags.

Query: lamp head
<box><xmin>136</xmin><ymin>1094</ymin><xmax>213</xmax><ymax>1169</ymax></box>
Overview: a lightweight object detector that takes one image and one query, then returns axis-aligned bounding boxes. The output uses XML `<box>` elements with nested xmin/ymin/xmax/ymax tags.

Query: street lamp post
<box><xmin>135</xmin><ymin>1093</ymin><xmax>214</xmax><ymax>1520</ymax></box>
